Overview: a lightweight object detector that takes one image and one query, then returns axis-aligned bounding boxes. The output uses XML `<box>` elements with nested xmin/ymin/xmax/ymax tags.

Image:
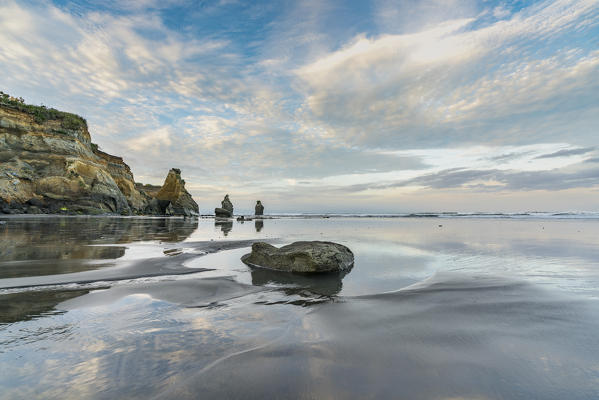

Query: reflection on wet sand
<box><xmin>250</xmin><ymin>266</ymin><xmax>348</xmax><ymax>297</ymax></box>
<box><xmin>2</xmin><ymin>217</ymin><xmax>599</xmax><ymax>399</ymax></box>
<box><xmin>0</xmin><ymin>217</ymin><xmax>199</xmax><ymax>278</ymax></box>
<box><xmin>161</xmin><ymin>275</ymin><xmax>599</xmax><ymax>400</ymax></box>
<box><xmin>0</xmin><ymin>289</ymin><xmax>91</xmax><ymax>324</ymax></box>
<box><xmin>254</xmin><ymin>219</ymin><xmax>263</xmax><ymax>232</ymax></box>
<box><xmin>59</xmin><ymin>277</ymin><xmax>263</xmax><ymax>310</ymax></box>
<box><xmin>215</xmin><ymin>219</ymin><xmax>233</xmax><ymax>236</ymax></box>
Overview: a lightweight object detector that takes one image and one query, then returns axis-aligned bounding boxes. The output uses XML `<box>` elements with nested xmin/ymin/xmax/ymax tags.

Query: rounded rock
<box><xmin>241</xmin><ymin>241</ymin><xmax>354</xmax><ymax>273</ymax></box>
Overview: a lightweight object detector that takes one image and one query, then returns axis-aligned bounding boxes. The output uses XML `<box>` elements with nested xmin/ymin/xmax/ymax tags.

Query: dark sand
<box><xmin>0</xmin><ymin>239</ymin><xmax>276</xmax><ymax>290</ymax></box>
<box><xmin>2</xmin><ymin>216</ymin><xmax>599</xmax><ymax>399</ymax></box>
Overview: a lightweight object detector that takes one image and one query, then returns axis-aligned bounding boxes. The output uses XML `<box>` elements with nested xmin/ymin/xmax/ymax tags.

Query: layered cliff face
<box><xmin>0</xmin><ymin>96</ymin><xmax>197</xmax><ymax>216</ymax></box>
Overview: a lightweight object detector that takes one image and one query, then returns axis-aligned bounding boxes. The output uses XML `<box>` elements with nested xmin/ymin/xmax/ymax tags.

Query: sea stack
<box><xmin>255</xmin><ymin>200</ymin><xmax>264</xmax><ymax>215</ymax></box>
<box><xmin>153</xmin><ymin>168</ymin><xmax>199</xmax><ymax>217</ymax></box>
<box><xmin>215</xmin><ymin>194</ymin><xmax>234</xmax><ymax>217</ymax></box>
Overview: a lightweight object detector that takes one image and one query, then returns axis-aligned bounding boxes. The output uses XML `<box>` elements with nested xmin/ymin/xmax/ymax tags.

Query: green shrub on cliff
<box><xmin>61</xmin><ymin>113</ymin><xmax>86</xmax><ymax>130</ymax></box>
<box><xmin>0</xmin><ymin>90</ymin><xmax>87</xmax><ymax>130</ymax></box>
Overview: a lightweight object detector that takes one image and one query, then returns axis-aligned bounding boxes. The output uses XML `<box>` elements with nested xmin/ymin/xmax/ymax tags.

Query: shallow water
<box><xmin>1</xmin><ymin>216</ymin><xmax>599</xmax><ymax>399</ymax></box>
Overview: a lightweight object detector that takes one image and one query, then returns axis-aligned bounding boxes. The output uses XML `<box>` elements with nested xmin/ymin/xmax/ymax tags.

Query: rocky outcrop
<box><xmin>135</xmin><ymin>183</ymin><xmax>161</xmax><ymax>198</ymax></box>
<box><xmin>94</xmin><ymin>149</ymin><xmax>148</xmax><ymax>211</ymax></box>
<box><xmin>0</xmin><ymin>98</ymin><xmax>142</xmax><ymax>214</ymax></box>
<box><xmin>0</xmin><ymin>94</ymin><xmax>198</xmax><ymax>216</ymax></box>
<box><xmin>215</xmin><ymin>208</ymin><xmax>231</xmax><ymax>217</ymax></box>
<box><xmin>255</xmin><ymin>200</ymin><xmax>264</xmax><ymax>215</ymax></box>
<box><xmin>215</xmin><ymin>194</ymin><xmax>233</xmax><ymax>217</ymax></box>
<box><xmin>241</xmin><ymin>241</ymin><xmax>354</xmax><ymax>273</ymax></box>
<box><xmin>222</xmin><ymin>194</ymin><xmax>234</xmax><ymax>214</ymax></box>
<box><xmin>153</xmin><ymin>168</ymin><xmax>199</xmax><ymax>217</ymax></box>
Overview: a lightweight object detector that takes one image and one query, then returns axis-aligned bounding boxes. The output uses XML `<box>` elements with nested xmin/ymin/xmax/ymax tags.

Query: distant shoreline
<box><xmin>2</xmin><ymin>212</ymin><xmax>599</xmax><ymax>220</ymax></box>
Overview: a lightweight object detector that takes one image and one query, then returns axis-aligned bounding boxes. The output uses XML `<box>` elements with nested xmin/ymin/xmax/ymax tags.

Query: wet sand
<box><xmin>1</xmin><ymin>216</ymin><xmax>599</xmax><ymax>399</ymax></box>
<box><xmin>0</xmin><ymin>239</ymin><xmax>277</xmax><ymax>290</ymax></box>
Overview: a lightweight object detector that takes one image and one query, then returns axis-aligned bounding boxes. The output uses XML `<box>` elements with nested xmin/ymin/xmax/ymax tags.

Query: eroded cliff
<box><xmin>0</xmin><ymin>94</ymin><xmax>197</xmax><ymax>216</ymax></box>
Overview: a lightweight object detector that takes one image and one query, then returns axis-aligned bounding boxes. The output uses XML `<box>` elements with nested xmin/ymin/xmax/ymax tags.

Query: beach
<box><xmin>1</xmin><ymin>215</ymin><xmax>599</xmax><ymax>399</ymax></box>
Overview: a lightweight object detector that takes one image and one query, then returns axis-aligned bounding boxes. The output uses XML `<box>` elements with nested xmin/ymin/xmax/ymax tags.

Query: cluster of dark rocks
<box><xmin>214</xmin><ymin>195</ymin><xmax>265</xmax><ymax>218</ymax></box>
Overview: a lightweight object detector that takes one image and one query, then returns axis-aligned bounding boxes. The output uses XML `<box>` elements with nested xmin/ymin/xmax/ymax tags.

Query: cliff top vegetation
<box><xmin>0</xmin><ymin>90</ymin><xmax>87</xmax><ymax>130</ymax></box>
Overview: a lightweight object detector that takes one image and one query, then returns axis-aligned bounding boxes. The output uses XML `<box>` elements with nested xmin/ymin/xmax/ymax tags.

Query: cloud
<box><xmin>125</xmin><ymin>127</ymin><xmax>172</xmax><ymax>153</ymax></box>
<box><xmin>338</xmin><ymin>164</ymin><xmax>599</xmax><ymax>193</ymax></box>
<box><xmin>493</xmin><ymin>5</ymin><xmax>511</xmax><ymax>19</ymax></box>
<box><xmin>535</xmin><ymin>147</ymin><xmax>595</xmax><ymax>159</ymax></box>
<box><xmin>383</xmin><ymin>143</ymin><xmax>589</xmax><ymax>173</ymax></box>
<box><xmin>0</xmin><ymin>1</ymin><xmax>230</xmax><ymax>102</ymax></box>
<box><xmin>295</xmin><ymin>0</ymin><xmax>599</xmax><ymax>148</ymax></box>
<box><xmin>500</xmin><ymin>167</ymin><xmax>599</xmax><ymax>191</ymax></box>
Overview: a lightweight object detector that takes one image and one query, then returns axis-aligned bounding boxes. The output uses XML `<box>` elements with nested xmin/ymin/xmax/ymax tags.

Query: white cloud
<box><xmin>0</xmin><ymin>1</ymin><xmax>228</xmax><ymax>103</ymax></box>
<box><xmin>294</xmin><ymin>0</ymin><xmax>599</xmax><ymax>148</ymax></box>
<box><xmin>125</xmin><ymin>127</ymin><xmax>172</xmax><ymax>153</ymax></box>
<box><xmin>493</xmin><ymin>5</ymin><xmax>511</xmax><ymax>19</ymax></box>
<box><xmin>442</xmin><ymin>49</ymin><xmax>599</xmax><ymax>122</ymax></box>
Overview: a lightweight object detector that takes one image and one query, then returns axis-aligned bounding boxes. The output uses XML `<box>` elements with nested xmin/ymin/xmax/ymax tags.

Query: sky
<box><xmin>0</xmin><ymin>0</ymin><xmax>598</xmax><ymax>213</ymax></box>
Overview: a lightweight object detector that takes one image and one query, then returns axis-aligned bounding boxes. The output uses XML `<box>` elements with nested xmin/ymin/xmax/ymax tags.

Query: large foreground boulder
<box><xmin>241</xmin><ymin>241</ymin><xmax>354</xmax><ymax>273</ymax></box>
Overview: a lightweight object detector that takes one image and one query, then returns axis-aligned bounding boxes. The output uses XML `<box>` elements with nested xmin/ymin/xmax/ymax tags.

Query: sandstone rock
<box><xmin>255</xmin><ymin>200</ymin><xmax>264</xmax><ymax>215</ymax></box>
<box><xmin>221</xmin><ymin>194</ymin><xmax>233</xmax><ymax>215</ymax></box>
<box><xmin>241</xmin><ymin>241</ymin><xmax>354</xmax><ymax>273</ymax></box>
<box><xmin>0</xmin><ymin>95</ymin><xmax>204</xmax><ymax>216</ymax></box>
<box><xmin>143</xmin><ymin>198</ymin><xmax>164</xmax><ymax>215</ymax></box>
<box><xmin>215</xmin><ymin>194</ymin><xmax>233</xmax><ymax>217</ymax></box>
<box><xmin>165</xmin><ymin>203</ymin><xmax>176</xmax><ymax>216</ymax></box>
<box><xmin>135</xmin><ymin>183</ymin><xmax>161</xmax><ymax>198</ymax></box>
<box><xmin>215</xmin><ymin>207</ymin><xmax>232</xmax><ymax>218</ymax></box>
<box><xmin>154</xmin><ymin>168</ymin><xmax>199</xmax><ymax>217</ymax></box>
<box><xmin>0</xmin><ymin>97</ymin><xmax>149</xmax><ymax>214</ymax></box>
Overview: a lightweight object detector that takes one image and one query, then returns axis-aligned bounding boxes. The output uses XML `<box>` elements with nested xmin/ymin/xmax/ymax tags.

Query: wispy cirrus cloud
<box><xmin>535</xmin><ymin>147</ymin><xmax>595</xmax><ymax>159</ymax></box>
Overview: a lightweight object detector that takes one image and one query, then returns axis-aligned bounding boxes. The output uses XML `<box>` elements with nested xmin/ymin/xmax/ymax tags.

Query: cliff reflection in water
<box><xmin>0</xmin><ymin>217</ymin><xmax>198</xmax><ymax>278</ymax></box>
<box><xmin>0</xmin><ymin>288</ymin><xmax>91</xmax><ymax>324</ymax></box>
<box><xmin>213</xmin><ymin>218</ymin><xmax>265</xmax><ymax>236</ymax></box>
